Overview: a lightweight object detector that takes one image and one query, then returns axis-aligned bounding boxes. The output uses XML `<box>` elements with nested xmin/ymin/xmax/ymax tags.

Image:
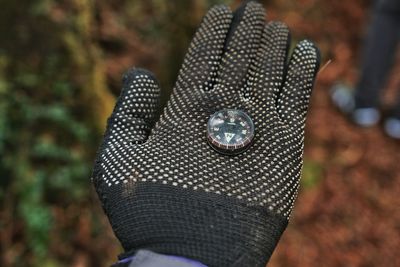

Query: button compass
<box><xmin>206</xmin><ymin>109</ymin><xmax>255</xmax><ymax>155</ymax></box>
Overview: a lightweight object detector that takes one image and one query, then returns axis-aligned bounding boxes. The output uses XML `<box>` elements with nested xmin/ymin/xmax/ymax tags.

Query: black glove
<box><xmin>92</xmin><ymin>1</ymin><xmax>320</xmax><ymax>266</ymax></box>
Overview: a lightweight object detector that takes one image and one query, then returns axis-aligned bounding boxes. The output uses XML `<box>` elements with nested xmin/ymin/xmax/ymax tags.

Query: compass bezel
<box><xmin>206</xmin><ymin>109</ymin><xmax>255</xmax><ymax>155</ymax></box>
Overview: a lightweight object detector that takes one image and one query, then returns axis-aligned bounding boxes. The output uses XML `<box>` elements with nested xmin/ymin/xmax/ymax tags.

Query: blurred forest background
<box><xmin>1</xmin><ymin>0</ymin><xmax>400</xmax><ymax>266</ymax></box>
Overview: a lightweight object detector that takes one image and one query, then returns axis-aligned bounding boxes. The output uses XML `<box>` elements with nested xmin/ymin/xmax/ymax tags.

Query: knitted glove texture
<box><xmin>93</xmin><ymin>2</ymin><xmax>320</xmax><ymax>266</ymax></box>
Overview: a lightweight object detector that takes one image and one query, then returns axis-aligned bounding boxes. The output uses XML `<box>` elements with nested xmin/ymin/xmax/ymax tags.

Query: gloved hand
<box><xmin>92</xmin><ymin>1</ymin><xmax>320</xmax><ymax>266</ymax></box>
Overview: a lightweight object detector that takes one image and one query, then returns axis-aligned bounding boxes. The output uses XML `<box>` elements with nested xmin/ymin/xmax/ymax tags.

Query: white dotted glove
<box><xmin>93</xmin><ymin>1</ymin><xmax>320</xmax><ymax>266</ymax></box>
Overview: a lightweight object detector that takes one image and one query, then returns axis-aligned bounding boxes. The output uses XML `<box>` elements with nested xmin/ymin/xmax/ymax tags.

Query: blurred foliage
<box><xmin>3</xmin><ymin>0</ymin><xmax>373</xmax><ymax>266</ymax></box>
<box><xmin>0</xmin><ymin>0</ymin><xmax>232</xmax><ymax>266</ymax></box>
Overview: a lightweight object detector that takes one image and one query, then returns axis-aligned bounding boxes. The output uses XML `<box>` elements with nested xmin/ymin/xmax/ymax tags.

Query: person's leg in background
<box><xmin>331</xmin><ymin>0</ymin><xmax>400</xmax><ymax>133</ymax></box>
<box><xmin>355</xmin><ymin>0</ymin><xmax>400</xmax><ymax>107</ymax></box>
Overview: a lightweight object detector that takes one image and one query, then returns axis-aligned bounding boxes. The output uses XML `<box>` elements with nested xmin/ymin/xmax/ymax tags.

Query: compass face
<box><xmin>206</xmin><ymin>109</ymin><xmax>255</xmax><ymax>155</ymax></box>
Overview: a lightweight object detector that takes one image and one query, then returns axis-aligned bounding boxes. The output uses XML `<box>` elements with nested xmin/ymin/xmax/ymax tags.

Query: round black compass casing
<box><xmin>206</xmin><ymin>109</ymin><xmax>255</xmax><ymax>155</ymax></box>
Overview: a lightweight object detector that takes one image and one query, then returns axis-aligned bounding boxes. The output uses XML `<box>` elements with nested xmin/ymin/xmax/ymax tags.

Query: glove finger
<box><xmin>175</xmin><ymin>5</ymin><xmax>232</xmax><ymax>94</ymax></box>
<box><xmin>215</xmin><ymin>1</ymin><xmax>265</xmax><ymax>100</ymax></box>
<box><xmin>104</xmin><ymin>68</ymin><xmax>161</xmax><ymax>147</ymax></box>
<box><xmin>277</xmin><ymin>40</ymin><xmax>320</xmax><ymax>127</ymax></box>
<box><xmin>249</xmin><ymin>21</ymin><xmax>290</xmax><ymax>103</ymax></box>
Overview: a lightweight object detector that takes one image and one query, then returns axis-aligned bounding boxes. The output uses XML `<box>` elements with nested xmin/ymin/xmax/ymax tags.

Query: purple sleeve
<box><xmin>113</xmin><ymin>250</ymin><xmax>208</xmax><ymax>267</ymax></box>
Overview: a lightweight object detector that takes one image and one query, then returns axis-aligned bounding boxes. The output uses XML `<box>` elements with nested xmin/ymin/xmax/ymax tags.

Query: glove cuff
<box><xmin>111</xmin><ymin>182</ymin><xmax>288</xmax><ymax>267</ymax></box>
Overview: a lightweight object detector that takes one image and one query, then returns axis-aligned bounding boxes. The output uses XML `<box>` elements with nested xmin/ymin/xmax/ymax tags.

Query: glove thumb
<box><xmin>104</xmin><ymin>68</ymin><xmax>161</xmax><ymax>147</ymax></box>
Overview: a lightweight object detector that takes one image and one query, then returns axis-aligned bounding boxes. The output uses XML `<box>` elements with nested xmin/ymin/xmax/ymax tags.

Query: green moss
<box><xmin>301</xmin><ymin>159</ymin><xmax>324</xmax><ymax>190</ymax></box>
